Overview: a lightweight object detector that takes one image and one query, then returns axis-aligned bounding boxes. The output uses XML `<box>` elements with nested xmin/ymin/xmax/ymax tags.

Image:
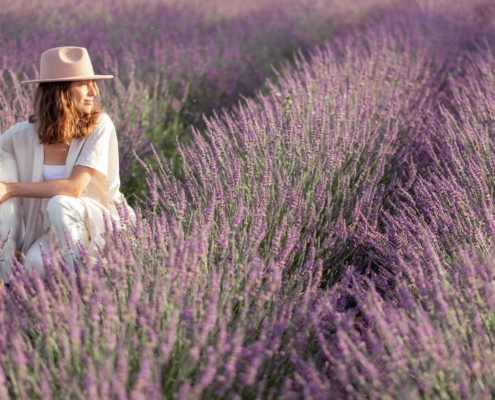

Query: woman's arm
<box><xmin>0</xmin><ymin>165</ymin><xmax>95</xmax><ymax>202</ymax></box>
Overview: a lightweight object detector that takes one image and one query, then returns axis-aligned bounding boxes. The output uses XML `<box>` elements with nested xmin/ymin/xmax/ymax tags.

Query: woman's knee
<box><xmin>46</xmin><ymin>195</ymin><xmax>75</xmax><ymax>213</ymax></box>
<box><xmin>46</xmin><ymin>195</ymin><xmax>85</xmax><ymax>226</ymax></box>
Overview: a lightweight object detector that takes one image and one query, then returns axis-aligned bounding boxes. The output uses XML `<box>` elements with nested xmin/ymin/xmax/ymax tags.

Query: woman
<box><xmin>0</xmin><ymin>46</ymin><xmax>134</xmax><ymax>280</ymax></box>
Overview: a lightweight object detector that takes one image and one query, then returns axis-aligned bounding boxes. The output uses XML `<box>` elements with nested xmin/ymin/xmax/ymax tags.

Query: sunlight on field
<box><xmin>2</xmin><ymin>0</ymin><xmax>495</xmax><ymax>398</ymax></box>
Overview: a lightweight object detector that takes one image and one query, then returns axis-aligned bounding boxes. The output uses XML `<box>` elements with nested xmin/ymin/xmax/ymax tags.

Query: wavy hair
<box><xmin>28</xmin><ymin>81</ymin><xmax>102</xmax><ymax>145</ymax></box>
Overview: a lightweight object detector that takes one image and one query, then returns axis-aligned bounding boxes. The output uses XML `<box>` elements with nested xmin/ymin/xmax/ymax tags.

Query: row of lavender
<box><xmin>2</xmin><ymin>2</ymin><xmax>495</xmax><ymax>399</ymax></box>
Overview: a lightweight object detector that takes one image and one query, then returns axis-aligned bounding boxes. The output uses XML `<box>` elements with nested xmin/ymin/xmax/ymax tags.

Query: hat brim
<box><xmin>21</xmin><ymin>74</ymin><xmax>114</xmax><ymax>84</ymax></box>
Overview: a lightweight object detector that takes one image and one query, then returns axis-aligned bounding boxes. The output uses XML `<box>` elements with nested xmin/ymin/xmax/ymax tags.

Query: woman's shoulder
<box><xmin>88</xmin><ymin>112</ymin><xmax>116</xmax><ymax>139</ymax></box>
<box><xmin>1</xmin><ymin>120</ymin><xmax>35</xmax><ymax>142</ymax></box>
<box><xmin>96</xmin><ymin>112</ymin><xmax>115</xmax><ymax>128</ymax></box>
<box><xmin>2</xmin><ymin>120</ymin><xmax>34</xmax><ymax>135</ymax></box>
<box><xmin>84</xmin><ymin>113</ymin><xmax>116</xmax><ymax>144</ymax></box>
<box><xmin>0</xmin><ymin>120</ymin><xmax>36</xmax><ymax>154</ymax></box>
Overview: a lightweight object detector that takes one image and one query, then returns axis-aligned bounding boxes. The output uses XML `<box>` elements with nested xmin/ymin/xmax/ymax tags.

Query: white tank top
<box><xmin>42</xmin><ymin>164</ymin><xmax>65</xmax><ymax>181</ymax></box>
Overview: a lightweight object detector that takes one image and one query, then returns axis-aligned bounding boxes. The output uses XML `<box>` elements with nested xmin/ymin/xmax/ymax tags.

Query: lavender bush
<box><xmin>154</xmin><ymin>4</ymin><xmax>469</xmax><ymax>286</ymax></box>
<box><xmin>291</xmin><ymin>244</ymin><xmax>495</xmax><ymax>398</ymax></box>
<box><xmin>1</xmin><ymin>0</ymin><xmax>495</xmax><ymax>398</ymax></box>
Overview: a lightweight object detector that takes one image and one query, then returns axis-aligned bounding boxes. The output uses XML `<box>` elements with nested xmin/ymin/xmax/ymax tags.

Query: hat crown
<box><xmin>40</xmin><ymin>47</ymin><xmax>95</xmax><ymax>81</ymax></box>
<box><xmin>21</xmin><ymin>46</ymin><xmax>113</xmax><ymax>84</ymax></box>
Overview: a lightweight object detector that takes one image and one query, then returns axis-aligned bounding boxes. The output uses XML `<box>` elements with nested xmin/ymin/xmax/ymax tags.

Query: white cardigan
<box><xmin>0</xmin><ymin>149</ymin><xmax>23</xmax><ymax>281</ymax></box>
<box><xmin>0</xmin><ymin>113</ymin><xmax>134</xmax><ymax>255</ymax></box>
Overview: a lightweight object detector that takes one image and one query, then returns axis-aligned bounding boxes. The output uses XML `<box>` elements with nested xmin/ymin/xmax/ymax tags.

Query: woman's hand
<box><xmin>0</xmin><ymin>181</ymin><xmax>11</xmax><ymax>205</ymax></box>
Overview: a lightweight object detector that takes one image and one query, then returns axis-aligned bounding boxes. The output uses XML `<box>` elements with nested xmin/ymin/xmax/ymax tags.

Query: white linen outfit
<box><xmin>0</xmin><ymin>113</ymin><xmax>134</xmax><ymax>276</ymax></box>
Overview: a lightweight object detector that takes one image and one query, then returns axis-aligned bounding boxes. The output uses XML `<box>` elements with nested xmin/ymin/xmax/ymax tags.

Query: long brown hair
<box><xmin>28</xmin><ymin>81</ymin><xmax>102</xmax><ymax>145</ymax></box>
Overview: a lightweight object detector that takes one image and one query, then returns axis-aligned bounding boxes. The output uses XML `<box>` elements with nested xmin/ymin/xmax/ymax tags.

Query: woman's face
<box><xmin>70</xmin><ymin>80</ymin><xmax>97</xmax><ymax>114</ymax></box>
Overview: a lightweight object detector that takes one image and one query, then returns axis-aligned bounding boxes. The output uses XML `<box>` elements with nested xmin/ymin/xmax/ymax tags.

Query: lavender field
<box><xmin>2</xmin><ymin>0</ymin><xmax>495</xmax><ymax>398</ymax></box>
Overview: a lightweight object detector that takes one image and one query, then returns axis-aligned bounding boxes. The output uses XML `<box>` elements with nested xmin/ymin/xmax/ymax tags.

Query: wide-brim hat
<box><xmin>21</xmin><ymin>46</ymin><xmax>113</xmax><ymax>84</ymax></box>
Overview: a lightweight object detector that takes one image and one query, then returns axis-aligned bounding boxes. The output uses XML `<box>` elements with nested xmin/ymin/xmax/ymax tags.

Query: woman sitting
<box><xmin>0</xmin><ymin>46</ymin><xmax>134</xmax><ymax>281</ymax></box>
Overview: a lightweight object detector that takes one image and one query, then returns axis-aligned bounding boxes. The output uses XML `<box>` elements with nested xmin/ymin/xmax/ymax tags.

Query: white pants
<box><xmin>23</xmin><ymin>195</ymin><xmax>90</xmax><ymax>277</ymax></box>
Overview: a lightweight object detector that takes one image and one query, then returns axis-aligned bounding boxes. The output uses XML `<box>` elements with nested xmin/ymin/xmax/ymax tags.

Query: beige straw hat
<box><xmin>21</xmin><ymin>46</ymin><xmax>113</xmax><ymax>84</ymax></box>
